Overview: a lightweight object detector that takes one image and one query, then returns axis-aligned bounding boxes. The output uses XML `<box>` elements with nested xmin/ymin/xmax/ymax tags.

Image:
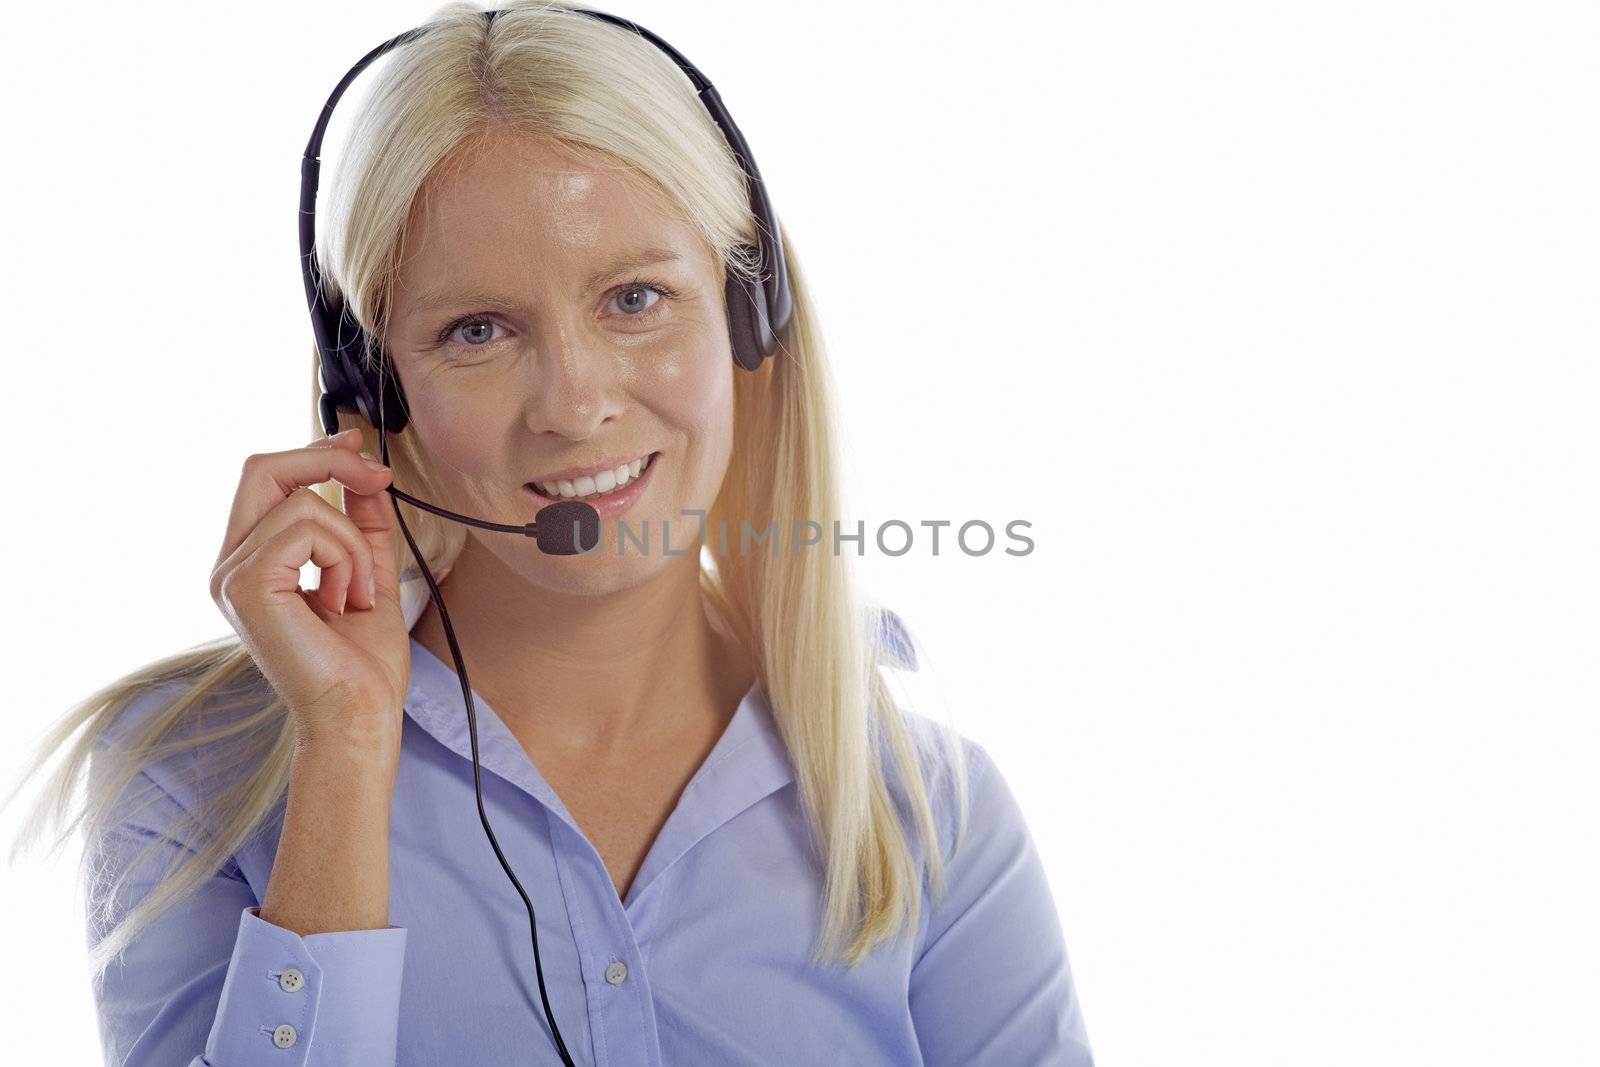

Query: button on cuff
<box><xmin>203</xmin><ymin>908</ymin><xmax>321</xmax><ymax>1066</ymax></box>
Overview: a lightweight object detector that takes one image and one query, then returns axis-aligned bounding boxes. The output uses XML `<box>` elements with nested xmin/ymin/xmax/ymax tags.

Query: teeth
<box><xmin>537</xmin><ymin>453</ymin><xmax>652</xmax><ymax>500</ymax></box>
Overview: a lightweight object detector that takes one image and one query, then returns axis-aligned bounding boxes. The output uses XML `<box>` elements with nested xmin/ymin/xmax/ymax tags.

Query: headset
<box><xmin>297</xmin><ymin>5</ymin><xmax>794</xmax><ymax>1063</ymax></box>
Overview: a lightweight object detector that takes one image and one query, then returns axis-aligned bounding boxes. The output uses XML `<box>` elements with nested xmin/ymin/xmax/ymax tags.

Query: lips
<box><xmin>526</xmin><ymin>451</ymin><xmax>659</xmax><ymax>501</ymax></box>
<box><xmin>525</xmin><ymin>450</ymin><xmax>660</xmax><ymax>521</ymax></box>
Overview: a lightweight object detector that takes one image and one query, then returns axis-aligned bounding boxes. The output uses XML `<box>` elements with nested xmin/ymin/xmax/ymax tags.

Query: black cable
<box><xmin>376</xmin><ymin>415</ymin><xmax>579</xmax><ymax>1067</ymax></box>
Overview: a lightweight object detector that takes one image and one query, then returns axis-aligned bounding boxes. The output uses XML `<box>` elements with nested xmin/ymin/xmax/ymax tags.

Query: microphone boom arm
<box><xmin>385</xmin><ymin>483</ymin><xmax>539</xmax><ymax>537</ymax></box>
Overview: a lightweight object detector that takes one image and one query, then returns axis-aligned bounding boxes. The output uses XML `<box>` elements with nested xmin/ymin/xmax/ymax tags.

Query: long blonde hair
<box><xmin>3</xmin><ymin>0</ymin><xmax>972</xmax><ymax>983</ymax></box>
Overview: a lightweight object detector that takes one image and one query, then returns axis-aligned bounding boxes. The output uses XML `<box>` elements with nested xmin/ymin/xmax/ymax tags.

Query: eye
<box><xmin>435</xmin><ymin>315</ymin><xmax>507</xmax><ymax>349</ymax></box>
<box><xmin>430</xmin><ymin>277</ymin><xmax>681</xmax><ymax>352</ymax></box>
<box><xmin>606</xmin><ymin>279</ymin><xmax>679</xmax><ymax>320</ymax></box>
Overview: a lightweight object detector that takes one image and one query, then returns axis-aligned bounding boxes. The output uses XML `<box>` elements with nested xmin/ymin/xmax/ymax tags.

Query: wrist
<box><xmin>290</xmin><ymin>718</ymin><xmax>403</xmax><ymax>779</ymax></box>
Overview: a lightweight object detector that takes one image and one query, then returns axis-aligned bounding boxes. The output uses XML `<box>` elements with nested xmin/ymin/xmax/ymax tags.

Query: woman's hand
<box><xmin>209</xmin><ymin>428</ymin><xmax>409</xmax><ymax>759</ymax></box>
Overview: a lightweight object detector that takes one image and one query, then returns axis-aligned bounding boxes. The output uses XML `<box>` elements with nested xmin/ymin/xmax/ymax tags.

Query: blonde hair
<box><xmin>3</xmin><ymin>0</ymin><xmax>972</xmax><ymax>983</ymax></box>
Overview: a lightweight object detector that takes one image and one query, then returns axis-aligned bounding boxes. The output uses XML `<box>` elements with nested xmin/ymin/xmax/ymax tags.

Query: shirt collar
<box><xmin>401</xmin><ymin>629</ymin><xmax>795</xmax><ymax>904</ymax></box>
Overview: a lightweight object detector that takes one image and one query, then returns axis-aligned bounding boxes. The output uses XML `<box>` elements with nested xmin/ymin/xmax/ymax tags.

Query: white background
<box><xmin>2</xmin><ymin>1</ymin><xmax>1596</xmax><ymax>1063</ymax></box>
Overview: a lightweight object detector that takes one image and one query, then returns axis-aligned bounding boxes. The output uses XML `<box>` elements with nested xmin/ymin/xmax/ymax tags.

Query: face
<box><xmin>386</xmin><ymin>127</ymin><xmax>737</xmax><ymax>594</ymax></box>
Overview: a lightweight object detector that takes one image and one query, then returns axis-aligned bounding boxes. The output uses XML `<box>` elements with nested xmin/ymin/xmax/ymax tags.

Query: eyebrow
<box><xmin>404</xmin><ymin>246</ymin><xmax>684</xmax><ymax>317</ymax></box>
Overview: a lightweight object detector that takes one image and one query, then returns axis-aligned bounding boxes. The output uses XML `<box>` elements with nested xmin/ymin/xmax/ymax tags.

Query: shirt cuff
<box><xmin>202</xmin><ymin>906</ymin><xmax>408</xmax><ymax>1065</ymax></box>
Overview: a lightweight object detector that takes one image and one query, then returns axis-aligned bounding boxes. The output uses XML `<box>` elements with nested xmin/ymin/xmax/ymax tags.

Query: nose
<box><xmin>520</xmin><ymin>323</ymin><xmax>625</xmax><ymax>439</ymax></box>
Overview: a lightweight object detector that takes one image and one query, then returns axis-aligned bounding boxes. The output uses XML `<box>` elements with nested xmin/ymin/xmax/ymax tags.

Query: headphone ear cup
<box><xmin>725</xmin><ymin>267</ymin><xmax>771</xmax><ymax>372</ymax></box>
<box><xmin>725</xmin><ymin>219</ymin><xmax>794</xmax><ymax>372</ymax></box>
<box><xmin>314</xmin><ymin>300</ymin><xmax>362</xmax><ymax>436</ymax></box>
<box><xmin>315</xmin><ymin>300</ymin><xmax>411</xmax><ymax>435</ymax></box>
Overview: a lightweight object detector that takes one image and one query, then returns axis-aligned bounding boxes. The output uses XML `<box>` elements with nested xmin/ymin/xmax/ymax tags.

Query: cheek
<box><xmin>407</xmin><ymin>388</ymin><xmax>512</xmax><ymax>475</ymax></box>
<box><xmin>641</xmin><ymin>348</ymin><xmax>735</xmax><ymax>461</ymax></box>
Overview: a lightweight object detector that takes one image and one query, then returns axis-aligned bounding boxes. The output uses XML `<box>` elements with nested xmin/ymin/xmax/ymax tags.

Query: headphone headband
<box><xmin>301</xmin><ymin>4</ymin><xmax>793</xmax><ymax>436</ymax></box>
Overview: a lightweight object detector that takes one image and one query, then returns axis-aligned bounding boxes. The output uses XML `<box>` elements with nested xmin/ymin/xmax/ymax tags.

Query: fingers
<box><xmin>216</xmin><ymin>511</ymin><xmax>371</xmax><ymax>681</ymax></box>
<box><xmin>218</xmin><ymin>513</ymin><xmax>367</xmax><ymax>634</ymax></box>
<box><xmin>216</xmin><ymin>430</ymin><xmax>393</xmax><ymax>573</ymax></box>
<box><xmin>343</xmin><ymin>474</ymin><xmax>400</xmax><ymax>613</ymax></box>
<box><xmin>213</xmin><ymin>487</ymin><xmax>378</xmax><ymax>616</ymax></box>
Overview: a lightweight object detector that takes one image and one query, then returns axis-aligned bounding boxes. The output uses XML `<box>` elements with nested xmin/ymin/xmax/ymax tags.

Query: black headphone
<box><xmin>302</xmin><ymin>4</ymin><xmax>794</xmax><ymax>440</ymax></box>
<box><xmin>295</xmin><ymin>7</ymin><xmax>793</xmax><ymax>1065</ymax></box>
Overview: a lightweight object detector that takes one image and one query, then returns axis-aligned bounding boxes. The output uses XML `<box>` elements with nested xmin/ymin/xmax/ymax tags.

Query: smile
<box><xmin>528</xmin><ymin>452</ymin><xmax>659</xmax><ymax>502</ymax></box>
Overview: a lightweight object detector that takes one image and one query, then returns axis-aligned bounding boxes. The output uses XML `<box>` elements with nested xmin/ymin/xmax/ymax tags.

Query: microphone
<box><xmin>383</xmin><ymin>483</ymin><xmax>601</xmax><ymax>555</ymax></box>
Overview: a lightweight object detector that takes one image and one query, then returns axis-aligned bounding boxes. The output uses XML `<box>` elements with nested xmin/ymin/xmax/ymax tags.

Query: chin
<box><xmin>522</xmin><ymin>538</ymin><xmax>678</xmax><ymax>596</ymax></box>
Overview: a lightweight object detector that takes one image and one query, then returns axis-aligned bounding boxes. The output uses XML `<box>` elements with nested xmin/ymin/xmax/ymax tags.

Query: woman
<box><xmin>9</xmin><ymin>3</ymin><xmax>1093</xmax><ymax>1063</ymax></box>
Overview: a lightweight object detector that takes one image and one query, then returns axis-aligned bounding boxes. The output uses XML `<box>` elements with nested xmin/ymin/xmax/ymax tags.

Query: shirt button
<box><xmin>273</xmin><ymin>1023</ymin><xmax>298</xmax><ymax>1048</ymax></box>
<box><xmin>278</xmin><ymin>968</ymin><xmax>305</xmax><ymax>993</ymax></box>
<box><xmin>604</xmin><ymin>961</ymin><xmax>628</xmax><ymax>985</ymax></box>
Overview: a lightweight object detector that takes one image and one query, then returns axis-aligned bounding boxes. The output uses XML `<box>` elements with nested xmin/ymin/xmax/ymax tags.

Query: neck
<box><xmin>409</xmin><ymin>536</ymin><xmax>754</xmax><ymax>766</ymax></box>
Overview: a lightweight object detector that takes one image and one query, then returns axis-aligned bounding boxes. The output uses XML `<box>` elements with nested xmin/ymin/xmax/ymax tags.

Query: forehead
<box><xmin>395</xmin><ymin>128</ymin><xmax>696</xmax><ymax>285</ymax></box>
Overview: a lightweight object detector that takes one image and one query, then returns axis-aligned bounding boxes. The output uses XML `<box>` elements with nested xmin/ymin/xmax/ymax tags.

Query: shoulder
<box><xmin>896</xmin><ymin>715</ymin><xmax>1063</xmax><ymax>969</ymax></box>
<box><xmin>871</xmin><ymin>675</ymin><xmax>1051</xmax><ymax>924</ymax></box>
<box><xmin>864</xmin><ymin>605</ymin><xmax>1011</xmax><ymax>863</ymax></box>
<box><xmin>91</xmin><ymin>662</ymin><xmax>282</xmax><ymax>821</ymax></box>
<box><xmin>875</xmin><ymin>698</ymin><xmax>1006</xmax><ymax>874</ymax></box>
<box><xmin>903</xmin><ymin>725</ymin><xmax>1092</xmax><ymax>1060</ymax></box>
<box><xmin>874</xmin><ymin>606</ymin><xmax>919</xmax><ymax>671</ymax></box>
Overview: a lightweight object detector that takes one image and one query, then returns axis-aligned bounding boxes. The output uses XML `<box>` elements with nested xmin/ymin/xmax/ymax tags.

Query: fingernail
<box><xmin>362</xmin><ymin>457</ymin><xmax>387</xmax><ymax>470</ymax></box>
<box><xmin>367</xmin><ymin>574</ymin><xmax>376</xmax><ymax>605</ymax></box>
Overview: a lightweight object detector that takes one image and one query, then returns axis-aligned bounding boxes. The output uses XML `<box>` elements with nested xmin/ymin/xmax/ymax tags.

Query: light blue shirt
<box><xmin>87</xmin><ymin>622</ymin><xmax>1093</xmax><ymax>1065</ymax></box>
